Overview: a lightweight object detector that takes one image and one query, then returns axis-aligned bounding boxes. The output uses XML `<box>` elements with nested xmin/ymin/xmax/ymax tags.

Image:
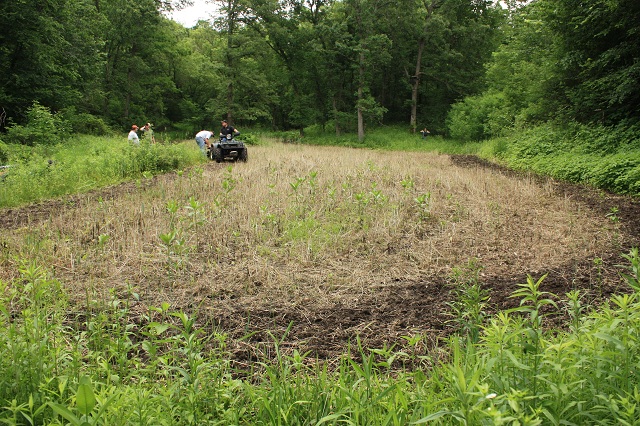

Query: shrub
<box><xmin>447</xmin><ymin>93</ymin><xmax>509</xmax><ymax>141</ymax></box>
<box><xmin>4</xmin><ymin>102</ymin><xmax>69</xmax><ymax>146</ymax></box>
<box><xmin>588</xmin><ymin>155</ymin><xmax>640</xmax><ymax>194</ymax></box>
<box><xmin>62</xmin><ymin>108</ymin><xmax>112</xmax><ymax>136</ymax></box>
<box><xmin>240</xmin><ymin>132</ymin><xmax>261</xmax><ymax>145</ymax></box>
<box><xmin>0</xmin><ymin>140</ymin><xmax>8</xmax><ymax>164</ymax></box>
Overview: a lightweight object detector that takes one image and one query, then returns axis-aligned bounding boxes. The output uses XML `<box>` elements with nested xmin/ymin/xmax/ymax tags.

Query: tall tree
<box><xmin>240</xmin><ymin>0</ymin><xmax>331</xmax><ymax>132</ymax></box>
<box><xmin>408</xmin><ymin>0</ymin><xmax>443</xmax><ymax>134</ymax></box>
<box><xmin>341</xmin><ymin>0</ymin><xmax>392</xmax><ymax>140</ymax></box>
<box><xmin>545</xmin><ymin>0</ymin><xmax>640</xmax><ymax>125</ymax></box>
<box><xmin>214</xmin><ymin>0</ymin><xmax>243</xmax><ymax>123</ymax></box>
<box><xmin>98</xmin><ymin>0</ymin><xmax>171</xmax><ymax>125</ymax></box>
<box><xmin>0</xmin><ymin>0</ymin><xmax>102</xmax><ymax>125</ymax></box>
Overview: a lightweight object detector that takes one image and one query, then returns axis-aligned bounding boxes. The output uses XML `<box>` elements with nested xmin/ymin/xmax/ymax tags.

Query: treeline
<box><xmin>0</xmin><ymin>0</ymin><xmax>639</xmax><ymax>142</ymax></box>
<box><xmin>448</xmin><ymin>0</ymin><xmax>640</xmax><ymax>140</ymax></box>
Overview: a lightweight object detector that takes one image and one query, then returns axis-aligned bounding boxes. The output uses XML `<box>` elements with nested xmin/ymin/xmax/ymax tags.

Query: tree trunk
<box><xmin>410</xmin><ymin>38</ymin><xmax>425</xmax><ymax>134</ymax></box>
<box><xmin>410</xmin><ymin>0</ymin><xmax>440</xmax><ymax>133</ymax></box>
<box><xmin>333</xmin><ymin>97</ymin><xmax>341</xmax><ymax>136</ymax></box>
<box><xmin>357</xmin><ymin>51</ymin><xmax>365</xmax><ymax>142</ymax></box>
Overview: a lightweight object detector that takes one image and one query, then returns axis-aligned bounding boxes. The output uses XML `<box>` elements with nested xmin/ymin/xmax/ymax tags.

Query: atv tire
<box><xmin>239</xmin><ymin>148</ymin><xmax>248</xmax><ymax>162</ymax></box>
<box><xmin>213</xmin><ymin>147</ymin><xmax>223</xmax><ymax>163</ymax></box>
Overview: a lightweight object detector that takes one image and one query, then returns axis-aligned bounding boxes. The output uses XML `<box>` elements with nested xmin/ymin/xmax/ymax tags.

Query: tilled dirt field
<box><xmin>1</xmin><ymin>147</ymin><xmax>639</xmax><ymax>365</ymax></box>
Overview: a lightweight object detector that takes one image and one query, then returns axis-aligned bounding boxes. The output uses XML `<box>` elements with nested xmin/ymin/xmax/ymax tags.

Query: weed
<box><xmin>221</xmin><ymin>166</ymin><xmax>237</xmax><ymax>193</ymax></box>
<box><xmin>97</xmin><ymin>233</ymin><xmax>109</xmax><ymax>250</ymax></box>
<box><xmin>414</xmin><ymin>192</ymin><xmax>432</xmax><ymax>221</ymax></box>
<box><xmin>619</xmin><ymin>247</ymin><xmax>640</xmax><ymax>292</ymax></box>
<box><xmin>400</xmin><ymin>175</ymin><xmax>415</xmax><ymax>192</ymax></box>
<box><xmin>606</xmin><ymin>206</ymin><xmax>620</xmax><ymax>223</ymax></box>
<box><xmin>447</xmin><ymin>258</ymin><xmax>489</xmax><ymax>344</ymax></box>
<box><xmin>48</xmin><ymin>376</ymin><xmax>117</xmax><ymax>426</ymax></box>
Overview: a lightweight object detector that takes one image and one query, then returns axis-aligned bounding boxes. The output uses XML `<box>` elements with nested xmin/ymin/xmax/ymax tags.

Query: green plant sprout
<box><xmin>97</xmin><ymin>233</ymin><xmax>109</xmax><ymax>249</ymax></box>
<box><xmin>401</xmin><ymin>176</ymin><xmax>415</xmax><ymax>192</ymax></box>
<box><xmin>606</xmin><ymin>206</ymin><xmax>620</xmax><ymax>222</ymax></box>
<box><xmin>414</xmin><ymin>192</ymin><xmax>432</xmax><ymax>221</ymax></box>
<box><xmin>221</xmin><ymin>166</ymin><xmax>237</xmax><ymax>193</ymax></box>
<box><xmin>49</xmin><ymin>376</ymin><xmax>117</xmax><ymax>426</ymax></box>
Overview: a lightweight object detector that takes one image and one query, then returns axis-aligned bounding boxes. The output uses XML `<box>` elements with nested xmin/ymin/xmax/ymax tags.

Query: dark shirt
<box><xmin>220</xmin><ymin>125</ymin><xmax>236</xmax><ymax>138</ymax></box>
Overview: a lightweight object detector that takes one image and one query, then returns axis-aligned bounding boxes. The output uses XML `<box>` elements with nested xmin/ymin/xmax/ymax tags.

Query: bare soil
<box><xmin>1</xmin><ymin>148</ymin><xmax>639</xmax><ymax>365</ymax></box>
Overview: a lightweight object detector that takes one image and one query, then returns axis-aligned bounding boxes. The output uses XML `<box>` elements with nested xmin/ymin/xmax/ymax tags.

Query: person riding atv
<box><xmin>220</xmin><ymin>120</ymin><xmax>239</xmax><ymax>141</ymax></box>
<box><xmin>208</xmin><ymin>120</ymin><xmax>248</xmax><ymax>162</ymax></box>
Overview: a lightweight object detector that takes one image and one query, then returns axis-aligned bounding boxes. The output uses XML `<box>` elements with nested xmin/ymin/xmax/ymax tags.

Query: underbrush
<box><xmin>489</xmin><ymin>122</ymin><xmax>640</xmax><ymax>195</ymax></box>
<box><xmin>1</xmin><ymin>248</ymin><xmax>639</xmax><ymax>424</ymax></box>
<box><xmin>0</xmin><ymin>136</ymin><xmax>205</xmax><ymax>208</ymax></box>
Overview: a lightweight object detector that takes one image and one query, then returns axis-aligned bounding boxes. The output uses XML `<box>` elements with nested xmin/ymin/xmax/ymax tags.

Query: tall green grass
<box><xmin>290</xmin><ymin>125</ymin><xmax>482</xmax><ymax>155</ymax></box>
<box><xmin>0</xmin><ymin>136</ymin><xmax>205</xmax><ymax>208</ymax></box>
<box><xmin>1</xmin><ymin>248</ymin><xmax>640</xmax><ymax>424</ymax></box>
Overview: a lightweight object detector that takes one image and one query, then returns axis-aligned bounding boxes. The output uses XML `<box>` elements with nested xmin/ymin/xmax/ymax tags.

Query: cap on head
<box><xmin>221</xmin><ymin>120</ymin><xmax>228</xmax><ymax>124</ymax></box>
<box><xmin>132</xmin><ymin>124</ymin><xmax>138</xmax><ymax>130</ymax></box>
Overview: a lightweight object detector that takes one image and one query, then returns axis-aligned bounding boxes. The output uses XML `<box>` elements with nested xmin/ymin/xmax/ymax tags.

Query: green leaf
<box><xmin>594</xmin><ymin>332</ymin><xmax>625</xmax><ymax>350</ymax></box>
<box><xmin>76</xmin><ymin>376</ymin><xmax>96</xmax><ymax>416</ymax></box>
<box><xmin>149</xmin><ymin>322</ymin><xmax>171</xmax><ymax>334</ymax></box>
<box><xmin>412</xmin><ymin>410</ymin><xmax>456</xmax><ymax>423</ymax></box>
<box><xmin>48</xmin><ymin>402</ymin><xmax>82</xmax><ymax>425</ymax></box>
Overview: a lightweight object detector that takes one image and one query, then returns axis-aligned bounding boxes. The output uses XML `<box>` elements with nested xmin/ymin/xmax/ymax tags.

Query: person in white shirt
<box><xmin>128</xmin><ymin>124</ymin><xmax>140</xmax><ymax>145</ymax></box>
<box><xmin>195</xmin><ymin>130</ymin><xmax>213</xmax><ymax>154</ymax></box>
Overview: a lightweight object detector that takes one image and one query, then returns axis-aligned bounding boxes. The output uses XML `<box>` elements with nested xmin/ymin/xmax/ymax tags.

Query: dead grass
<box><xmin>0</xmin><ymin>143</ymin><xmax>632</xmax><ymax>361</ymax></box>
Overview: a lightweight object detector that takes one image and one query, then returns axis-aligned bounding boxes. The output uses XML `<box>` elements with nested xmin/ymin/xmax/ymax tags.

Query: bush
<box><xmin>447</xmin><ymin>93</ymin><xmax>510</xmax><ymax>141</ymax></box>
<box><xmin>0</xmin><ymin>140</ymin><xmax>8</xmax><ymax>164</ymax></box>
<box><xmin>569</xmin><ymin>121</ymin><xmax>640</xmax><ymax>155</ymax></box>
<box><xmin>4</xmin><ymin>102</ymin><xmax>69</xmax><ymax>146</ymax></box>
<box><xmin>489</xmin><ymin>122</ymin><xmax>640</xmax><ymax>195</ymax></box>
<box><xmin>62</xmin><ymin>108</ymin><xmax>112</xmax><ymax>135</ymax></box>
<box><xmin>240</xmin><ymin>132</ymin><xmax>261</xmax><ymax>145</ymax></box>
<box><xmin>587</xmin><ymin>155</ymin><xmax>640</xmax><ymax>194</ymax></box>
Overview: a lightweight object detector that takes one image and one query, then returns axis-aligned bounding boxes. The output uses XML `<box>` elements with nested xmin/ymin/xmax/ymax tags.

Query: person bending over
<box><xmin>195</xmin><ymin>130</ymin><xmax>213</xmax><ymax>154</ymax></box>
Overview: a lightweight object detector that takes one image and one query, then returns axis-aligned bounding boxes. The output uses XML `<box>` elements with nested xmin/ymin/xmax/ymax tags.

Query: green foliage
<box><xmin>238</xmin><ymin>132</ymin><xmax>261</xmax><ymax>146</ymax></box>
<box><xmin>447</xmin><ymin>92</ymin><xmax>509</xmax><ymax>140</ymax></box>
<box><xmin>0</xmin><ymin>135</ymin><xmax>204</xmax><ymax>208</ymax></box>
<box><xmin>61</xmin><ymin>108</ymin><xmax>112</xmax><ymax>136</ymax></box>
<box><xmin>545</xmin><ymin>0</ymin><xmax>640</xmax><ymax>125</ymax></box>
<box><xmin>447</xmin><ymin>258</ymin><xmax>489</xmax><ymax>344</ymax></box>
<box><xmin>448</xmin><ymin>0</ymin><xmax>639</xmax><ymax>147</ymax></box>
<box><xmin>493</xmin><ymin>123</ymin><xmax>640</xmax><ymax>195</ymax></box>
<box><xmin>619</xmin><ymin>247</ymin><xmax>640</xmax><ymax>293</ymax></box>
<box><xmin>4</xmin><ymin>102</ymin><xmax>69</xmax><ymax>146</ymax></box>
<box><xmin>0</xmin><ymin>140</ymin><xmax>8</xmax><ymax>164</ymax></box>
<box><xmin>0</xmin><ymin>261</ymin><xmax>67</xmax><ymax>408</ymax></box>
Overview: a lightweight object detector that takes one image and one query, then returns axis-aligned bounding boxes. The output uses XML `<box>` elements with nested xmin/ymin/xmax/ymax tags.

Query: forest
<box><xmin>1</xmin><ymin>0</ymin><xmax>638</xmax><ymax>141</ymax></box>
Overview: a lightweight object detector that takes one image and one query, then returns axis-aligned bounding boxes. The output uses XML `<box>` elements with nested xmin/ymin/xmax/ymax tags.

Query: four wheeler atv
<box><xmin>208</xmin><ymin>133</ymin><xmax>248</xmax><ymax>163</ymax></box>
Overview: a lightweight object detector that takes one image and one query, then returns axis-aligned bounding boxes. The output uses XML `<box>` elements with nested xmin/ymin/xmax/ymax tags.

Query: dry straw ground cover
<box><xmin>1</xmin><ymin>142</ymin><xmax>636</xmax><ymax>363</ymax></box>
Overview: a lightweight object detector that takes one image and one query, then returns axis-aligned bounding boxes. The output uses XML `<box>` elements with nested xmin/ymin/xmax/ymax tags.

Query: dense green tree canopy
<box><xmin>1</xmin><ymin>0</ymin><xmax>637</xmax><ymax>140</ymax></box>
<box><xmin>447</xmin><ymin>0</ymin><xmax>640</xmax><ymax>140</ymax></box>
